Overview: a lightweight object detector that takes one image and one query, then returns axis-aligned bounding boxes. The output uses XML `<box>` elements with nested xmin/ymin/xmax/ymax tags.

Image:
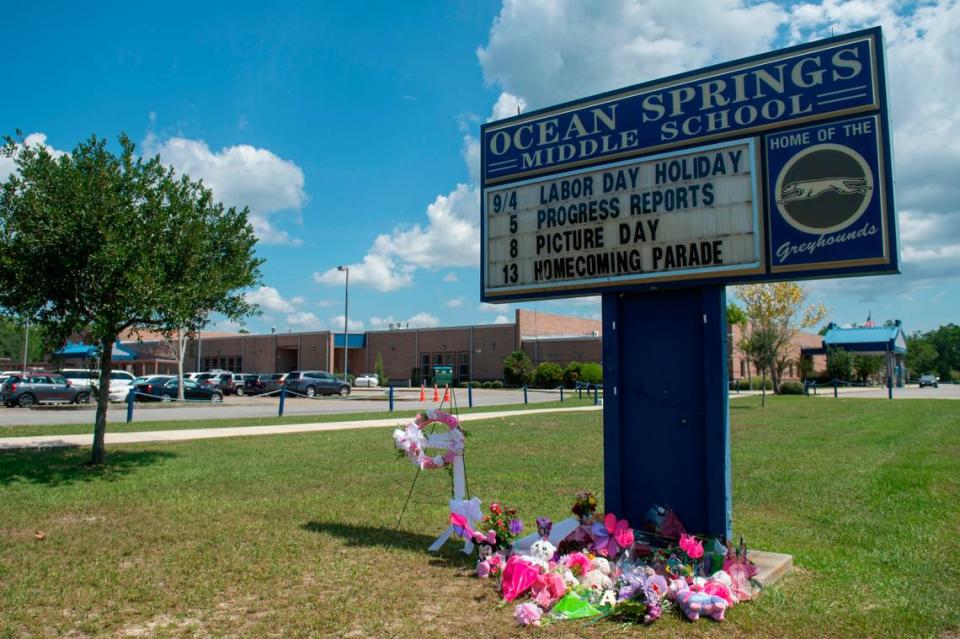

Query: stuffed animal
<box><xmin>526</xmin><ymin>540</ymin><xmax>556</xmax><ymax>570</ymax></box>
<box><xmin>581</xmin><ymin>568</ymin><xmax>614</xmax><ymax>591</ymax></box>
<box><xmin>704</xmin><ymin>571</ymin><xmax>736</xmax><ymax>604</ymax></box>
<box><xmin>677</xmin><ymin>590</ymin><xmax>728</xmax><ymax>621</ymax></box>
<box><xmin>476</xmin><ymin>544</ymin><xmax>504</xmax><ymax>579</ymax></box>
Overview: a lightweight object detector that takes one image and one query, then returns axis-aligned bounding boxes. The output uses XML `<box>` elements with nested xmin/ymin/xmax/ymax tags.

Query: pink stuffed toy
<box><xmin>531</xmin><ymin>572</ymin><xmax>566</xmax><ymax>609</ymax></box>
<box><xmin>677</xmin><ymin>590</ymin><xmax>728</xmax><ymax>621</ymax></box>
<box><xmin>704</xmin><ymin>571</ymin><xmax>736</xmax><ymax>605</ymax></box>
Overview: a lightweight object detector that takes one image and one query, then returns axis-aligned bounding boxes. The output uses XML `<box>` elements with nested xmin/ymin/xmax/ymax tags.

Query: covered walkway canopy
<box><xmin>801</xmin><ymin>321</ymin><xmax>907</xmax><ymax>386</ymax></box>
<box><xmin>54</xmin><ymin>341</ymin><xmax>135</xmax><ymax>361</ymax></box>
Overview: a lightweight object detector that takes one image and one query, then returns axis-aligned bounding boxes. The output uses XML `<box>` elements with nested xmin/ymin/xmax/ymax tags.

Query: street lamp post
<box><xmin>337</xmin><ymin>265</ymin><xmax>349</xmax><ymax>381</ymax></box>
<box><xmin>21</xmin><ymin>318</ymin><xmax>29</xmax><ymax>371</ymax></box>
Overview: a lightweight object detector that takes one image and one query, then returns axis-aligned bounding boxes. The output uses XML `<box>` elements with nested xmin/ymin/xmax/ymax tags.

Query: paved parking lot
<box><xmin>0</xmin><ymin>387</ymin><xmax>582</xmax><ymax>427</ymax></box>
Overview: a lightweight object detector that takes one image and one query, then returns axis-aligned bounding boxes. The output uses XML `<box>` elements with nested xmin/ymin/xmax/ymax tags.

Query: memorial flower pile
<box><xmin>451</xmin><ymin>491</ymin><xmax>759</xmax><ymax>629</ymax></box>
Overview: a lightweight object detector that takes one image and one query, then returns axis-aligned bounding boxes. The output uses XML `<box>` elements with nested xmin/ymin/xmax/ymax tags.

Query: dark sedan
<box><xmin>133</xmin><ymin>376</ymin><xmax>223</xmax><ymax>402</ymax></box>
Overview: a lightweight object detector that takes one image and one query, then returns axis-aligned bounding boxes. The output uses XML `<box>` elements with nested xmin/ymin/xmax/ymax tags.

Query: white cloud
<box><xmin>445</xmin><ymin>296</ymin><xmax>465</xmax><ymax>308</ymax></box>
<box><xmin>548</xmin><ymin>295</ymin><xmax>601</xmax><ymax>308</ymax></box>
<box><xmin>479</xmin><ymin>302</ymin><xmax>510</xmax><ymax>313</ymax></box>
<box><xmin>489</xmin><ymin>92</ymin><xmax>527</xmax><ymax>120</ymax></box>
<box><xmin>477</xmin><ymin>0</ymin><xmax>786</xmax><ymax>111</ymax></box>
<box><xmin>492</xmin><ymin>314</ymin><xmax>512</xmax><ymax>325</ymax></box>
<box><xmin>329</xmin><ymin>315</ymin><xmax>365</xmax><ymax>331</ymax></box>
<box><xmin>290</xmin><ymin>296</ymin><xmax>305</xmax><ymax>306</ymax></box>
<box><xmin>245</xmin><ymin>286</ymin><xmax>297</xmax><ymax>313</ymax></box>
<box><xmin>315</xmin><ymin>184</ymin><xmax>480</xmax><ymax>291</ymax></box>
<box><xmin>370</xmin><ymin>183</ymin><xmax>480</xmax><ymax>268</ymax></box>
<box><xmin>313</xmin><ymin>254</ymin><xmax>415</xmax><ymax>292</ymax></box>
<box><xmin>442</xmin><ymin>272</ymin><xmax>460</xmax><ymax>283</ymax></box>
<box><xmin>286</xmin><ymin>311</ymin><xmax>323</xmax><ymax>330</ymax></box>
<box><xmin>407</xmin><ymin>312</ymin><xmax>440</xmax><ymax>328</ymax></box>
<box><xmin>370</xmin><ymin>312</ymin><xmax>440</xmax><ymax>330</ymax></box>
<box><xmin>0</xmin><ymin>133</ymin><xmax>68</xmax><ymax>182</ymax></box>
<box><xmin>143</xmin><ymin>134</ymin><xmax>307</xmax><ymax>245</ymax></box>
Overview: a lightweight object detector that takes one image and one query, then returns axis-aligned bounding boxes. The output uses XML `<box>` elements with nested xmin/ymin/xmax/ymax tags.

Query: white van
<box><xmin>59</xmin><ymin>369</ymin><xmax>137</xmax><ymax>396</ymax></box>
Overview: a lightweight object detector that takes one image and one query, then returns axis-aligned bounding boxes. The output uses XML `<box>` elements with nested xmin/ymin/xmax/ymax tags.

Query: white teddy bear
<box><xmin>580</xmin><ymin>557</ymin><xmax>614</xmax><ymax>591</ymax></box>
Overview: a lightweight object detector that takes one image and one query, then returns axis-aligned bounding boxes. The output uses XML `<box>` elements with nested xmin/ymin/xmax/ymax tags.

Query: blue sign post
<box><xmin>479</xmin><ymin>28</ymin><xmax>897</xmax><ymax>541</ymax></box>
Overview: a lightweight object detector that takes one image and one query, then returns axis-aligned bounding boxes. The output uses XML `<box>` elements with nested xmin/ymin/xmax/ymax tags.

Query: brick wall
<box><xmin>516</xmin><ymin>309</ymin><xmax>601</xmax><ymax>339</ymax></box>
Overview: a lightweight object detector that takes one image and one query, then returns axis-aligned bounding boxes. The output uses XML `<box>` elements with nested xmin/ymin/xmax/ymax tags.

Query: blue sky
<box><xmin>2</xmin><ymin>1</ymin><xmax>957</xmax><ymax>335</ymax></box>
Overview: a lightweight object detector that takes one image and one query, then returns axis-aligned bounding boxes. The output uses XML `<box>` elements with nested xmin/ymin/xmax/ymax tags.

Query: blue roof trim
<box><xmin>333</xmin><ymin>333</ymin><xmax>366</xmax><ymax>349</ymax></box>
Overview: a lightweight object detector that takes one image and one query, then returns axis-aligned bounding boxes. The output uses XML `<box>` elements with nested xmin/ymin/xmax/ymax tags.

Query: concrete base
<box><xmin>747</xmin><ymin>549</ymin><xmax>793</xmax><ymax>593</ymax></box>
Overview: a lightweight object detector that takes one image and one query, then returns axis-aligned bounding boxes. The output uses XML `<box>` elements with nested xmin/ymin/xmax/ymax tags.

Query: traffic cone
<box><xmin>419</xmin><ymin>383</ymin><xmax>426</xmax><ymax>401</ymax></box>
<box><xmin>443</xmin><ymin>385</ymin><xmax>450</xmax><ymax>403</ymax></box>
<box><xmin>432</xmin><ymin>384</ymin><xmax>440</xmax><ymax>402</ymax></box>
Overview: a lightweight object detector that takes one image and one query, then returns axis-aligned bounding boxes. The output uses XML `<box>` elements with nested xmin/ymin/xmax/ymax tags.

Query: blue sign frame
<box><xmin>480</xmin><ymin>27</ymin><xmax>898</xmax><ymax>304</ymax></box>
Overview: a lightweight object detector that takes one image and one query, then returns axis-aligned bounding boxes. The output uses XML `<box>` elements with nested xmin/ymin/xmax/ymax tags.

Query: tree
<box><xmin>0</xmin><ymin>316</ymin><xmax>46</xmax><ymax>363</ymax></box>
<box><xmin>503</xmin><ymin>350</ymin><xmax>533</xmax><ymax>387</ymax></box>
<box><xmin>739</xmin><ymin>324</ymin><xmax>777</xmax><ymax>406</ymax></box>
<box><xmin>927</xmin><ymin>323</ymin><xmax>960</xmax><ymax>380</ymax></box>
<box><xmin>159</xmin><ymin>328</ymin><xmax>192</xmax><ymax>401</ymax></box>
<box><xmin>905</xmin><ymin>333</ymin><xmax>939</xmax><ymax>378</ymax></box>
<box><xmin>374</xmin><ymin>352</ymin><xmax>386</xmax><ymax>385</ymax></box>
<box><xmin>0</xmin><ymin>133</ymin><xmax>261</xmax><ymax>463</ymax></box>
<box><xmin>826</xmin><ymin>347</ymin><xmax>853</xmax><ymax>382</ymax></box>
<box><xmin>726</xmin><ymin>303</ymin><xmax>748</xmax><ymax>330</ymax></box>
<box><xmin>852</xmin><ymin>353</ymin><xmax>884</xmax><ymax>384</ymax></box>
<box><xmin>532</xmin><ymin>362</ymin><xmax>563</xmax><ymax>388</ymax></box>
<box><xmin>734</xmin><ymin>282</ymin><xmax>827</xmax><ymax>394</ymax></box>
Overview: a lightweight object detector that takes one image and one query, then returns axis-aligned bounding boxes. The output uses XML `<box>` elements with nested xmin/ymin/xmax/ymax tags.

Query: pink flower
<box><xmin>680</xmin><ymin>533</ymin><xmax>704</xmax><ymax>559</ymax></box>
<box><xmin>562</xmin><ymin>552</ymin><xmax>592</xmax><ymax>577</ymax></box>
<box><xmin>531</xmin><ymin>572</ymin><xmax>566</xmax><ymax>609</ymax></box>
<box><xmin>514</xmin><ymin>602</ymin><xmax>543</xmax><ymax>627</ymax></box>
<box><xmin>488</xmin><ymin>553</ymin><xmax>504</xmax><ymax>576</ymax></box>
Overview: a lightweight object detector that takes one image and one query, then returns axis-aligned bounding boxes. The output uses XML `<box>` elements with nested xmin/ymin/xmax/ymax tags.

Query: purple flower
<box><xmin>536</xmin><ymin>516</ymin><xmax>552</xmax><ymax>539</ymax></box>
<box><xmin>508</xmin><ymin>518</ymin><xmax>523</xmax><ymax>535</ymax></box>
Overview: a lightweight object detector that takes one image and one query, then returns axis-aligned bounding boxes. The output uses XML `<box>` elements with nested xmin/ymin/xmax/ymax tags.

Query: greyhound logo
<box><xmin>774</xmin><ymin>144</ymin><xmax>874</xmax><ymax>234</ymax></box>
<box><xmin>778</xmin><ymin>177</ymin><xmax>871</xmax><ymax>204</ymax></box>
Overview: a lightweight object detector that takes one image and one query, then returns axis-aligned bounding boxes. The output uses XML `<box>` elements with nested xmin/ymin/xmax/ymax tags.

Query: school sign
<box><xmin>479</xmin><ymin>28</ymin><xmax>899</xmax><ymax>541</ymax></box>
<box><xmin>481</xmin><ymin>27</ymin><xmax>898</xmax><ymax>302</ymax></box>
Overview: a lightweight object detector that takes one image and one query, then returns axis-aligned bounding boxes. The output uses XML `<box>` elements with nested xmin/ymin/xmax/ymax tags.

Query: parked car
<box><xmin>243</xmin><ymin>374</ymin><xmax>283</xmax><ymax>395</ymax></box>
<box><xmin>203</xmin><ymin>371</ymin><xmax>239</xmax><ymax>395</ymax></box>
<box><xmin>284</xmin><ymin>371</ymin><xmax>351</xmax><ymax>397</ymax></box>
<box><xmin>918</xmin><ymin>374</ymin><xmax>939</xmax><ymax>388</ymax></box>
<box><xmin>232</xmin><ymin>374</ymin><xmax>258</xmax><ymax>396</ymax></box>
<box><xmin>2</xmin><ymin>373</ymin><xmax>91</xmax><ymax>407</ymax></box>
<box><xmin>58</xmin><ymin>369</ymin><xmax>98</xmax><ymax>389</ymax></box>
<box><xmin>353</xmin><ymin>373</ymin><xmax>380</xmax><ymax>388</ymax></box>
<box><xmin>132</xmin><ymin>376</ymin><xmax>223</xmax><ymax>402</ymax></box>
<box><xmin>110</xmin><ymin>376</ymin><xmax>150</xmax><ymax>402</ymax></box>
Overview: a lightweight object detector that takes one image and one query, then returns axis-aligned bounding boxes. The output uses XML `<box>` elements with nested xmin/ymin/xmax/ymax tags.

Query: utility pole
<box><xmin>21</xmin><ymin>318</ymin><xmax>29</xmax><ymax>371</ymax></box>
<box><xmin>337</xmin><ymin>266</ymin><xmax>349</xmax><ymax>380</ymax></box>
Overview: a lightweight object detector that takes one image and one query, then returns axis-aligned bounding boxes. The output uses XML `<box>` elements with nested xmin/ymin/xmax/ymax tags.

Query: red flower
<box><xmin>491</xmin><ymin>502</ymin><xmax>503</xmax><ymax>515</ymax></box>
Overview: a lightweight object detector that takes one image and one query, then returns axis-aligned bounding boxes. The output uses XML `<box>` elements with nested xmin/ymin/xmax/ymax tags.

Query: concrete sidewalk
<box><xmin>0</xmin><ymin>405</ymin><xmax>603</xmax><ymax>450</ymax></box>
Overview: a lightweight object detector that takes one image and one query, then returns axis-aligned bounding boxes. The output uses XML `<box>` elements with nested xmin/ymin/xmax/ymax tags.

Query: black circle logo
<box><xmin>774</xmin><ymin>143</ymin><xmax>873</xmax><ymax>234</ymax></box>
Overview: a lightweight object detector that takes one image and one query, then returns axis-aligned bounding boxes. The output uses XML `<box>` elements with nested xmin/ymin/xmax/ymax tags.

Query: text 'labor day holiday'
<box><xmin>485</xmin><ymin>141</ymin><xmax>760</xmax><ymax>291</ymax></box>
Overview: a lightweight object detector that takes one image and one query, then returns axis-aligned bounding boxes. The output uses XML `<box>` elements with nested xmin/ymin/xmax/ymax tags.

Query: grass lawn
<box><xmin>0</xmin><ymin>397</ymin><xmax>958</xmax><ymax>638</ymax></box>
<box><xmin>0</xmin><ymin>398</ymin><xmax>597</xmax><ymax>438</ymax></box>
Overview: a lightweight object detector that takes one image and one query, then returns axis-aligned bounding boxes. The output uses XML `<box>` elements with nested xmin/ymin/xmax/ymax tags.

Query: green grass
<box><xmin>0</xmin><ymin>396</ymin><xmax>958</xmax><ymax>638</ymax></box>
<box><xmin>0</xmin><ymin>398</ymin><xmax>597</xmax><ymax>438</ymax></box>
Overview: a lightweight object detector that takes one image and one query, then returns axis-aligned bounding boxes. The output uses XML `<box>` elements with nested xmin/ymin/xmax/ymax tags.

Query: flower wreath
<box><xmin>393</xmin><ymin>409</ymin><xmax>465</xmax><ymax>470</ymax></box>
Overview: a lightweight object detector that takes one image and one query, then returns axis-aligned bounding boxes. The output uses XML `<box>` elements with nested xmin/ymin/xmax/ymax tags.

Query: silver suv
<box><xmin>2</xmin><ymin>373</ymin><xmax>91</xmax><ymax>407</ymax></box>
<box><xmin>284</xmin><ymin>371</ymin><xmax>351</xmax><ymax>397</ymax></box>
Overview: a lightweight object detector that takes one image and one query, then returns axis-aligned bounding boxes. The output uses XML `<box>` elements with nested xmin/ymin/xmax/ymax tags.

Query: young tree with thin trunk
<box><xmin>0</xmin><ymin>133</ymin><xmax>261</xmax><ymax>463</ymax></box>
<box><xmin>734</xmin><ymin>282</ymin><xmax>827</xmax><ymax>394</ymax></box>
